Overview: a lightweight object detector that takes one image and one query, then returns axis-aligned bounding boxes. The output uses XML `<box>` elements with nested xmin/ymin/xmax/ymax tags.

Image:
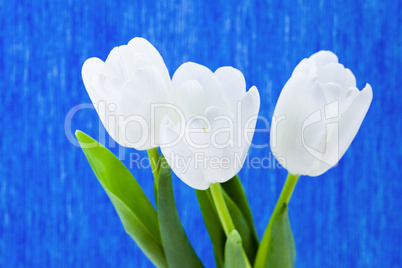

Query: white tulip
<box><xmin>82</xmin><ymin>37</ymin><xmax>173</xmax><ymax>150</ymax></box>
<box><xmin>160</xmin><ymin>62</ymin><xmax>260</xmax><ymax>190</ymax></box>
<box><xmin>270</xmin><ymin>51</ymin><xmax>373</xmax><ymax>176</ymax></box>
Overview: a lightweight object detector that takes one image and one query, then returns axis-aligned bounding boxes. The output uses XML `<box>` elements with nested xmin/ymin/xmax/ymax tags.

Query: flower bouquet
<box><xmin>76</xmin><ymin>38</ymin><xmax>372</xmax><ymax>267</ymax></box>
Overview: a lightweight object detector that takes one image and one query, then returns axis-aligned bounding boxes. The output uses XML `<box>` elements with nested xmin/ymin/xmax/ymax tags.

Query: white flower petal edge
<box><xmin>160</xmin><ymin>63</ymin><xmax>260</xmax><ymax>190</ymax></box>
<box><xmin>270</xmin><ymin>51</ymin><xmax>373</xmax><ymax>176</ymax></box>
<box><xmin>81</xmin><ymin>37</ymin><xmax>172</xmax><ymax>150</ymax></box>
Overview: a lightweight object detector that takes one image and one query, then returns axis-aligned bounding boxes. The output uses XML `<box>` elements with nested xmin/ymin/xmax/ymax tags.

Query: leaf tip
<box><xmin>228</xmin><ymin>230</ymin><xmax>242</xmax><ymax>245</ymax></box>
<box><xmin>279</xmin><ymin>203</ymin><xmax>288</xmax><ymax>214</ymax></box>
<box><xmin>75</xmin><ymin>130</ymin><xmax>94</xmax><ymax>145</ymax></box>
<box><xmin>75</xmin><ymin>130</ymin><xmax>85</xmax><ymax>141</ymax></box>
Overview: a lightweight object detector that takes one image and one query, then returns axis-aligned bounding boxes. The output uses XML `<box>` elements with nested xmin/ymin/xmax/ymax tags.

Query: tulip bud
<box><xmin>82</xmin><ymin>38</ymin><xmax>173</xmax><ymax>150</ymax></box>
<box><xmin>270</xmin><ymin>51</ymin><xmax>372</xmax><ymax>176</ymax></box>
<box><xmin>160</xmin><ymin>63</ymin><xmax>260</xmax><ymax>190</ymax></box>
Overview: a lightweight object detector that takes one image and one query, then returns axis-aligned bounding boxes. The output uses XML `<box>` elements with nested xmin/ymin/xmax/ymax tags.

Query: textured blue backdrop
<box><xmin>1</xmin><ymin>0</ymin><xmax>401</xmax><ymax>267</ymax></box>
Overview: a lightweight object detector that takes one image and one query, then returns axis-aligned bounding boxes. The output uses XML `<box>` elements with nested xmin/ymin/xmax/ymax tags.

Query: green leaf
<box><xmin>223</xmin><ymin>191</ymin><xmax>258</xmax><ymax>264</ymax></box>
<box><xmin>195</xmin><ymin>178</ymin><xmax>258</xmax><ymax>267</ymax></box>
<box><xmin>75</xmin><ymin>131</ymin><xmax>167</xmax><ymax>268</ymax></box>
<box><xmin>224</xmin><ymin>230</ymin><xmax>249</xmax><ymax>268</ymax></box>
<box><xmin>221</xmin><ymin>176</ymin><xmax>259</xmax><ymax>248</ymax></box>
<box><xmin>196</xmin><ymin>189</ymin><xmax>226</xmax><ymax>268</ymax></box>
<box><xmin>157</xmin><ymin>155</ymin><xmax>204</xmax><ymax>268</ymax></box>
<box><xmin>146</xmin><ymin>148</ymin><xmax>160</xmax><ymax>205</ymax></box>
<box><xmin>266</xmin><ymin>204</ymin><xmax>296</xmax><ymax>268</ymax></box>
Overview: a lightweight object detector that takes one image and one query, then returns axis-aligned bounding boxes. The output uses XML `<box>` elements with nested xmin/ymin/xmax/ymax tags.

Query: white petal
<box><xmin>271</xmin><ymin>75</ymin><xmax>328</xmax><ymax>175</ymax></box>
<box><xmin>185</xmin><ymin>86</ymin><xmax>260</xmax><ymax>185</ymax></box>
<box><xmin>186</xmin><ymin>116</ymin><xmax>211</xmax><ymax>149</ymax></box>
<box><xmin>203</xmin><ymin>107</ymin><xmax>241</xmax><ymax>184</ymax></box>
<box><xmin>205</xmin><ymin>106</ymin><xmax>235</xmax><ymax>148</ymax></box>
<box><xmin>172</xmin><ymin>62</ymin><xmax>213</xmax><ymax>92</ymax></box>
<box><xmin>204</xmin><ymin>77</ymin><xmax>229</xmax><ymax>110</ymax></box>
<box><xmin>212</xmin><ymin>67</ymin><xmax>246</xmax><ymax>109</ymax></box>
<box><xmin>272</xmin><ymin>50</ymin><xmax>372</xmax><ymax>177</ymax></box>
<box><xmin>239</xmin><ymin>86</ymin><xmax>260</xmax><ymax>148</ymax></box>
<box><xmin>341</xmin><ymin>87</ymin><xmax>360</xmax><ymax>113</ymax></box>
<box><xmin>82</xmin><ymin>57</ymin><xmax>123</xmax><ymax>104</ymax></box>
<box><xmin>165</xmin><ymin>62</ymin><xmax>261</xmax><ymax>188</ymax></box>
<box><xmin>316</xmin><ymin>62</ymin><xmax>345</xmax><ymax>85</ymax></box>
<box><xmin>338</xmin><ymin>84</ymin><xmax>373</xmax><ymax>160</ymax></box>
<box><xmin>343</xmin><ymin>68</ymin><xmax>357</xmax><ymax>89</ymax></box>
<box><xmin>128</xmin><ymin>37</ymin><xmax>172</xmax><ymax>87</ymax></box>
<box><xmin>82</xmin><ymin>57</ymin><xmax>123</xmax><ymax>143</ymax></box>
<box><xmin>321</xmin><ymin>82</ymin><xmax>343</xmax><ymax>104</ymax></box>
<box><xmin>308</xmin><ymin>84</ymin><xmax>372</xmax><ymax>176</ymax></box>
<box><xmin>116</xmin><ymin>66</ymin><xmax>171</xmax><ymax>150</ymax></box>
<box><xmin>292</xmin><ymin>59</ymin><xmax>310</xmax><ymax>76</ymax></box>
<box><xmin>173</xmin><ymin>62</ymin><xmax>223</xmax><ymax>115</ymax></box>
<box><xmin>130</xmin><ymin>66</ymin><xmax>172</xmax><ymax>103</ymax></box>
<box><xmin>82</xmin><ymin>57</ymin><xmax>105</xmax><ymax>105</ymax></box>
<box><xmin>306</xmin><ymin>116</ymin><xmax>340</xmax><ymax>176</ymax></box>
<box><xmin>103</xmin><ymin>38</ymin><xmax>171</xmax><ymax>93</ymax></box>
<box><xmin>81</xmin><ymin>38</ymin><xmax>173</xmax><ymax>150</ymax></box>
<box><xmin>174</xmin><ymin>79</ymin><xmax>209</xmax><ymax>115</ymax></box>
<box><xmin>205</xmin><ymin>85</ymin><xmax>260</xmax><ymax>171</ymax></box>
<box><xmin>105</xmin><ymin>45</ymin><xmax>141</xmax><ymax>81</ymax></box>
<box><xmin>309</xmin><ymin>51</ymin><xmax>339</xmax><ymax>67</ymax></box>
<box><xmin>160</xmin><ymin>119</ymin><xmax>210</xmax><ymax>190</ymax></box>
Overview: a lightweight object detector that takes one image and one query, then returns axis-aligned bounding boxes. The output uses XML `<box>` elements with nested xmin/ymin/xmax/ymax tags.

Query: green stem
<box><xmin>254</xmin><ymin>172</ymin><xmax>300</xmax><ymax>268</ymax></box>
<box><xmin>243</xmin><ymin>251</ymin><xmax>252</xmax><ymax>268</ymax></box>
<box><xmin>210</xmin><ymin>183</ymin><xmax>235</xmax><ymax>236</ymax></box>
<box><xmin>147</xmin><ymin>148</ymin><xmax>160</xmax><ymax>180</ymax></box>
<box><xmin>273</xmin><ymin>173</ymin><xmax>299</xmax><ymax>208</ymax></box>
<box><xmin>210</xmin><ymin>183</ymin><xmax>251</xmax><ymax>268</ymax></box>
<box><xmin>147</xmin><ymin>148</ymin><xmax>160</xmax><ymax>203</ymax></box>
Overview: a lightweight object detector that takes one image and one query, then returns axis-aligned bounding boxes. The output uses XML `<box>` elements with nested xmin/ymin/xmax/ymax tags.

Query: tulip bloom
<box><xmin>82</xmin><ymin>37</ymin><xmax>173</xmax><ymax>150</ymax></box>
<box><xmin>270</xmin><ymin>51</ymin><xmax>372</xmax><ymax>176</ymax></box>
<box><xmin>160</xmin><ymin>63</ymin><xmax>260</xmax><ymax>190</ymax></box>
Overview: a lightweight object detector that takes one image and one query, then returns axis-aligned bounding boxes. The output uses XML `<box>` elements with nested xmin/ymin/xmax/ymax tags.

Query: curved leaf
<box><xmin>196</xmin><ymin>189</ymin><xmax>225</xmax><ymax>268</ymax></box>
<box><xmin>266</xmin><ymin>204</ymin><xmax>296</xmax><ymax>268</ymax></box>
<box><xmin>222</xmin><ymin>175</ymin><xmax>259</xmax><ymax>243</ymax></box>
<box><xmin>76</xmin><ymin>131</ymin><xmax>167</xmax><ymax>268</ymax></box>
<box><xmin>224</xmin><ymin>230</ymin><xmax>249</xmax><ymax>268</ymax></box>
<box><xmin>223</xmin><ymin>192</ymin><xmax>258</xmax><ymax>264</ymax></box>
<box><xmin>157</xmin><ymin>155</ymin><xmax>204</xmax><ymax>268</ymax></box>
<box><xmin>196</xmin><ymin>179</ymin><xmax>258</xmax><ymax>267</ymax></box>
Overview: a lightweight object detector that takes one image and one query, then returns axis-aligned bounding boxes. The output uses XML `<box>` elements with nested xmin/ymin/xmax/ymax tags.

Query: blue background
<box><xmin>1</xmin><ymin>0</ymin><xmax>401</xmax><ymax>267</ymax></box>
